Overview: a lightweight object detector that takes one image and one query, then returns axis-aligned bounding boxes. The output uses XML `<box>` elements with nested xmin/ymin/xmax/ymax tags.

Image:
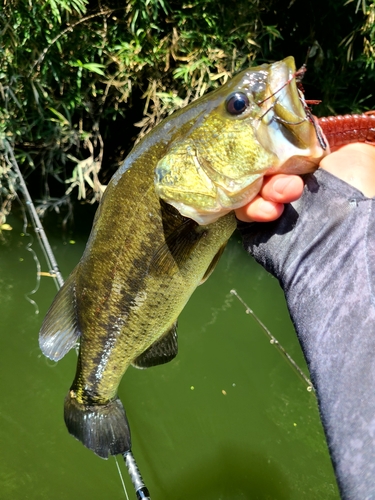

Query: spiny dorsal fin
<box><xmin>39</xmin><ymin>267</ymin><xmax>80</xmax><ymax>361</ymax></box>
<box><xmin>132</xmin><ymin>322</ymin><xmax>178</xmax><ymax>369</ymax></box>
<box><xmin>200</xmin><ymin>243</ymin><xmax>227</xmax><ymax>285</ymax></box>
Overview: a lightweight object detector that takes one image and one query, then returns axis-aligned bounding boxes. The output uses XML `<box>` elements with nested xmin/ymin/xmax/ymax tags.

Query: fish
<box><xmin>39</xmin><ymin>56</ymin><xmax>327</xmax><ymax>459</ymax></box>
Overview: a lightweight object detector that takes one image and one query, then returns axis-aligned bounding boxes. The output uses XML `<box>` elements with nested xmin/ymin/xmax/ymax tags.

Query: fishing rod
<box><xmin>3</xmin><ymin>141</ymin><xmax>64</xmax><ymax>290</ymax></box>
<box><xmin>2</xmin><ymin>139</ymin><xmax>151</xmax><ymax>500</ymax></box>
<box><xmin>124</xmin><ymin>452</ymin><xmax>151</xmax><ymax>499</ymax></box>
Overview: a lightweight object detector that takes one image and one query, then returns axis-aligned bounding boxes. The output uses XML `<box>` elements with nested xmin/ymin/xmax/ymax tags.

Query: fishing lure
<box><xmin>318</xmin><ymin>111</ymin><xmax>375</xmax><ymax>150</ymax></box>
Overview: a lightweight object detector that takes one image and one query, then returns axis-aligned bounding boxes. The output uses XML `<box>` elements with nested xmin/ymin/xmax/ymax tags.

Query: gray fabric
<box><xmin>238</xmin><ymin>169</ymin><xmax>375</xmax><ymax>500</ymax></box>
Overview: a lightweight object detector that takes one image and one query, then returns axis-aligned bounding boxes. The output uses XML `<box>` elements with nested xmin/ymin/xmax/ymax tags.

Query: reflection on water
<box><xmin>0</xmin><ymin>211</ymin><xmax>339</xmax><ymax>499</ymax></box>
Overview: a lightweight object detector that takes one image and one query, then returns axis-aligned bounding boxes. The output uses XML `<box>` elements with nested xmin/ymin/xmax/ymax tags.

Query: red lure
<box><xmin>293</xmin><ymin>64</ymin><xmax>375</xmax><ymax>151</ymax></box>
<box><xmin>318</xmin><ymin>112</ymin><xmax>375</xmax><ymax>151</ymax></box>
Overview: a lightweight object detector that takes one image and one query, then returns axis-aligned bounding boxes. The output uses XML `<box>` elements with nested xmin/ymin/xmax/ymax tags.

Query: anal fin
<box><xmin>39</xmin><ymin>267</ymin><xmax>80</xmax><ymax>361</ymax></box>
<box><xmin>132</xmin><ymin>322</ymin><xmax>178</xmax><ymax>369</ymax></box>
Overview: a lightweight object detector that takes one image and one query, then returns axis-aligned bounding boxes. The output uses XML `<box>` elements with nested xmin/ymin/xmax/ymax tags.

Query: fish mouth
<box><xmin>154</xmin><ymin>57</ymin><xmax>328</xmax><ymax>225</ymax></box>
<box><xmin>256</xmin><ymin>56</ymin><xmax>328</xmax><ymax>170</ymax></box>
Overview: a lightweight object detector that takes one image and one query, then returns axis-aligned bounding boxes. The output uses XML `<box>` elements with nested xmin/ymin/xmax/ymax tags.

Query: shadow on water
<box><xmin>0</xmin><ymin>211</ymin><xmax>340</xmax><ymax>499</ymax></box>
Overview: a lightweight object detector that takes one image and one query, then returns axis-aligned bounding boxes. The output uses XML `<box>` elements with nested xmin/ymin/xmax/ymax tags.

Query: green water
<box><xmin>0</xmin><ymin>211</ymin><xmax>339</xmax><ymax>500</ymax></box>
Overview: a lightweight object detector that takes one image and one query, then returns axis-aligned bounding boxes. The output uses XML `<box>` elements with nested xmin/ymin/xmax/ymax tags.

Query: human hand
<box><xmin>235</xmin><ymin>142</ymin><xmax>375</xmax><ymax>223</ymax></box>
<box><xmin>235</xmin><ymin>174</ymin><xmax>304</xmax><ymax>223</ymax></box>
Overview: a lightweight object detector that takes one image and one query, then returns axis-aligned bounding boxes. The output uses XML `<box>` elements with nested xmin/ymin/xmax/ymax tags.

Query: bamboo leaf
<box><xmin>48</xmin><ymin>108</ymin><xmax>70</xmax><ymax>126</ymax></box>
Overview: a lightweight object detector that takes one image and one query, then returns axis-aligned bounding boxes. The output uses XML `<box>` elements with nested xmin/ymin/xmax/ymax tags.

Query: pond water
<box><xmin>0</xmin><ymin>208</ymin><xmax>339</xmax><ymax>500</ymax></box>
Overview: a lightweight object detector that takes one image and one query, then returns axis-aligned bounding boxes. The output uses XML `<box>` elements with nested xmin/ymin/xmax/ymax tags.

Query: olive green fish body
<box><xmin>40</xmin><ymin>100</ymin><xmax>237</xmax><ymax>457</ymax></box>
<box><xmin>72</xmin><ymin>167</ymin><xmax>236</xmax><ymax>405</ymax></box>
<box><xmin>71</xmin><ymin>107</ymin><xmax>237</xmax><ymax>406</ymax></box>
<box><xmin>39</xmin><ymin>56</ymin><xmax>327</xmax><ymax>459</ymax></box>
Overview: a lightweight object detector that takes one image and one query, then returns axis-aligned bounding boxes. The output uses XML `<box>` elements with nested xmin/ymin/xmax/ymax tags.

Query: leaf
<box><xmin>48</xmin><ymin>108</ymin><xmax>70</xmax><ymax>126</ymax></box>
<box><xmin>70</xmin><ymin>60</ymin><xmax>106</xmax><ymax>76</ymax></box>
<box><xmin>80</xmin><ymin>63</ymin><xmax>106</xmax><ymax>76</ymax></box>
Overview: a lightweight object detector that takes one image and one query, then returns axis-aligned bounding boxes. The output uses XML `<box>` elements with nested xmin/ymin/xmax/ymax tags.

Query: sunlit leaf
<box><xmin>48</xmin><ymin>108</ymin><xmax>70</xmax><ymax>126</ymax></box>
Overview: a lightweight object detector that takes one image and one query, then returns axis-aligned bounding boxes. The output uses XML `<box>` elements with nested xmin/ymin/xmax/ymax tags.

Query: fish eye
<box><xmin>226</xmin><ymin>92</ymin><xmax>250</xmax><ymax>116</ymax></box>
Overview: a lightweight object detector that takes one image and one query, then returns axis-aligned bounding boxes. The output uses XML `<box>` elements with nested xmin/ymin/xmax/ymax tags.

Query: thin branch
<box><xmin>30</xmin><ymin>8</ymin><xmax>125</xmax><ymax>76</ymax></box>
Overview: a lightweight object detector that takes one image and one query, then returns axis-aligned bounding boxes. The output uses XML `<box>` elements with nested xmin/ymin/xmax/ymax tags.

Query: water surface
<box><xmin>0</xmin><ymin>211</ymin><xmax>339</xmax><ymax>499</ymax></box>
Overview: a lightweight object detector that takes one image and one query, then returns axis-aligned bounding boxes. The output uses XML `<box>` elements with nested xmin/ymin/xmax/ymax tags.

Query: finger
<box><xmin>235</xmin><ymin>195</ymin><xmax>285</xmax><ymax>223</ymax></box>
<box><xmin>260</xmin><ymin>174</ymin><xmax>304</xmax><ymax>203</ymax></box>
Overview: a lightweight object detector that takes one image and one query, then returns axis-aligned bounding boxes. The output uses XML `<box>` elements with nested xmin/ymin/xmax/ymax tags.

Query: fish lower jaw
<box><xmin>166</xmin><ymin>198</ymin><xmax>229</xmax><ymax>224</ymax></box>
<box><xmin>266</xmin><ymin>154</ymin><xmax>324</xmax><ymax>176</ymax></box>
<box><xmin>163</xmin><ymin>177</ymin><xmax>263</xmax><ymax>225</ymax></box>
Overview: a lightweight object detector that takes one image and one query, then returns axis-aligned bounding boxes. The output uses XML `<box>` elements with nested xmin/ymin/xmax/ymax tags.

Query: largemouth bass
<box><xmin>39</xmin><ymin>56</ymin><xmax>327</xmax><ymax>459</ymax></box>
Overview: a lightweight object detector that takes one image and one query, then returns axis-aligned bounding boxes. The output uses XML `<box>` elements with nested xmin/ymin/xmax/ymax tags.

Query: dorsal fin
<box><xmin>39</xmin><ymin>268</ymin><xmax>80</xmax><ymax>361</ymax></box>
<box><xmin>132</xmin><ymin>322</ymin><xmax>178</xmax><ymax>369</ymax></box>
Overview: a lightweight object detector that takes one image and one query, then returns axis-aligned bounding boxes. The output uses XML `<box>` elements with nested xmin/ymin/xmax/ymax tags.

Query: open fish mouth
<box><xmin>255</xmin><ymin>56</ymin><xmax>327</xmax><ymax>167</ymax></box>
<box><xmin>154</xmin><ymin>56</ymin><xmax>327</xmax><ymax>225</ymax></box>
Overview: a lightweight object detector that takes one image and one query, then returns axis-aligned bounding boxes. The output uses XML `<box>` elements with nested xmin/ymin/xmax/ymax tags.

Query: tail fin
<box><xmin>64</xmin><ymin>391</ymin><xmax>131</xmax><ymax>459</ymax></box>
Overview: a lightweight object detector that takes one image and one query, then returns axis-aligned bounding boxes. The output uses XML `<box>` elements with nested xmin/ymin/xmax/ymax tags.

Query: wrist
<box><xmin>320</xmin><ymin>143</ymin><xmax>375</xmax><ymax>197</ymax></box>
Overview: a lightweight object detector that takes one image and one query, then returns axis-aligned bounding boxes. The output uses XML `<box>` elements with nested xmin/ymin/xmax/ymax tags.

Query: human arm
<box><xmin>237</xmin><ymin>143</ymin><xmax>375</xmax><ymax>499</ymax></box>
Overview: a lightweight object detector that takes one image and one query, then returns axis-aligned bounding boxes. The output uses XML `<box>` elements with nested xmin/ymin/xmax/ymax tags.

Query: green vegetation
<box><xmin>1</xmin><ymin>0</ymin><xmax>375</xmax><ymax>222</ymax></box>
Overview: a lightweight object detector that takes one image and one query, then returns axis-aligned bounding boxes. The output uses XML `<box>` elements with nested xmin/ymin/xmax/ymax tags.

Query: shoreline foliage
<box><xmin>1</xmin><ymin>0</ymin><xmax>375</xmax><ymax>222</ymax></box>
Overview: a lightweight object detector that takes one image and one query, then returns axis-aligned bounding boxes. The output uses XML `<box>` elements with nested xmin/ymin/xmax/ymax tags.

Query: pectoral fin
<box><xmin>200</xmin><ymin>243</ymin><xmax>227</xmax><ymax>285</ymax></box>
<box><xmin>132</xmin><ymin>322</ymin><xmax>178</xmax><ymax>369</ymax></box>
<box><xmin>150</xmin><ymin>219</ymin><xmax>206</xmax><ymax>276</ymax></box>
<box><xmin>39</xmin><ymin>268</ymin><xmax>81</xmax><ymax>361</ymax></box>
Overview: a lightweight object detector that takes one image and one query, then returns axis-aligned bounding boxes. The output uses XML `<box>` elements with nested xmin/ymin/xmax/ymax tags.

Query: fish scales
<box><xmin>73</xmin><ymin>143</ymin><xmax>236</xmax><ymax>400</ymax></box>
<box><xmin>74</xmin><ymin>174</ymin><xmax>236</xmax><ymax>403</ymax></box>
<box><xmin>39</xmin><ymin>56</ymin><xmax>327</xmax><ymax>459</ymax></box>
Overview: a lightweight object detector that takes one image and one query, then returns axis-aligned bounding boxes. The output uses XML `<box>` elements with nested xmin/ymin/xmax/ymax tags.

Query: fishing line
<box><xmin>18</xmin><ymin>195</ymin><xmax>42</xmax><ymax>314</ymax></box>
<box><xmin>115</xmin><ymin>456</ymin><xmax>130</xmax><ymax>500</ymax></box>
<box><xmin>2</xmin><ymin>139</ymin><xmax>152</xmax><ymax>499</ymax></box>
<box><xmin>230</xmin><ymin>289</ymin><xmax>314</xmax><ymax>392</ymax></box>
